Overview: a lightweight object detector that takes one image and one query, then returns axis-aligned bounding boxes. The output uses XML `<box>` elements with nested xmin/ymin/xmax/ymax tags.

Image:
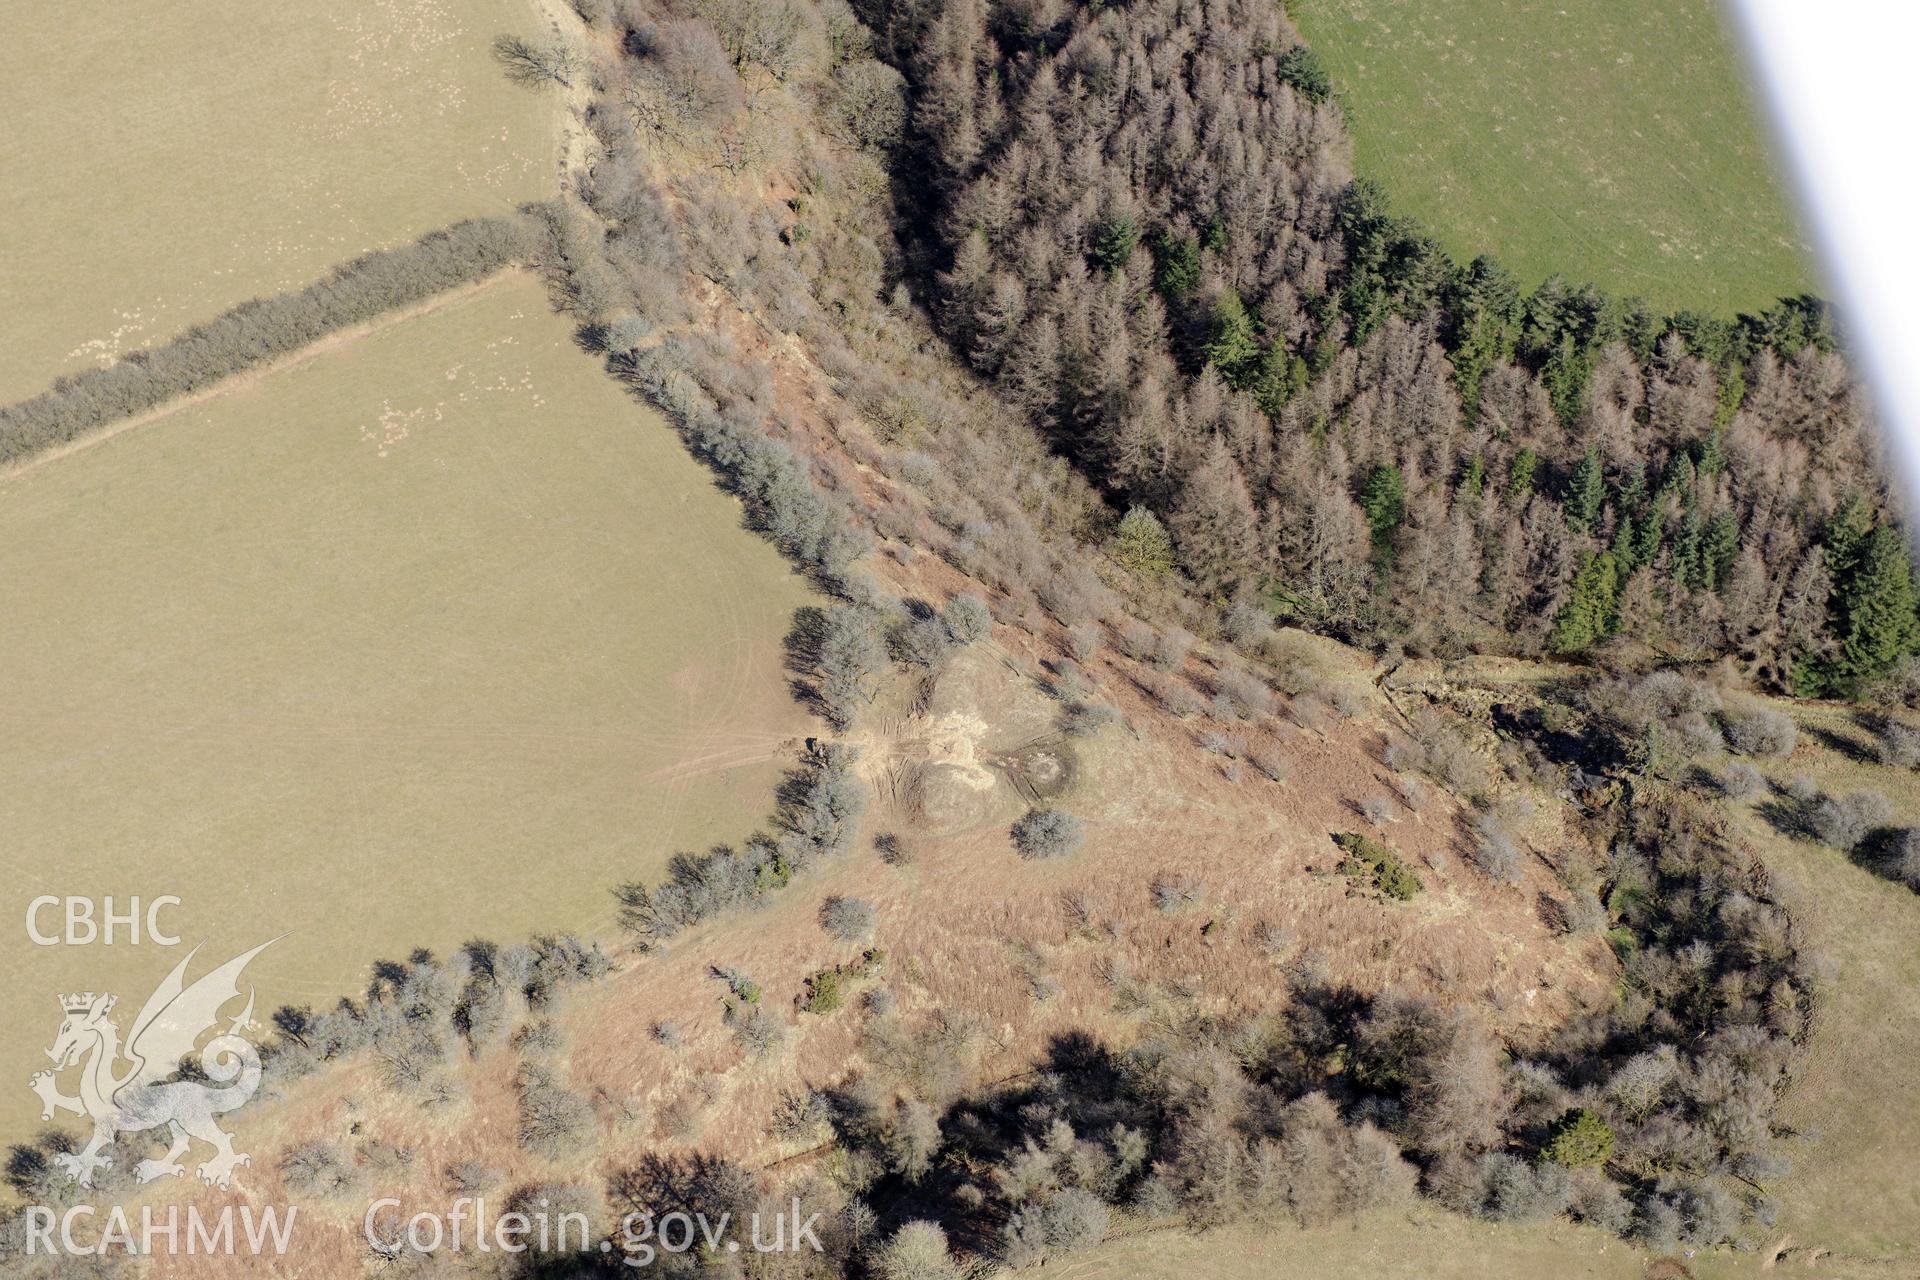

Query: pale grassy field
<box><xmin>0</xmin><ymin>0</ymin><xmax>559</xmax><ymax>404</ymax></box>
<box><xmin>1073</xmin><ymin>1207</ymin><xmax>1904</xmax><ymax>1280</ymax></box>
<box><xmin>0</xmin><ymin>274</ymin><xmax>816</xmax><ymax>1144</ymax></box>
<box><xmin>1057</xmin><ymin>1212</ymin><xmax>1647</xmax><ymax>1280</ymax></box>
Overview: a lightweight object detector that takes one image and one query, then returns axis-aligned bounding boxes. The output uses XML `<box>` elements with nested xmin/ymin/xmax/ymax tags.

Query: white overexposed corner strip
<box><xmin>1727</xmin><ymin>0</ymin><xmax>1920</xmax><ymax>516</ymax></box>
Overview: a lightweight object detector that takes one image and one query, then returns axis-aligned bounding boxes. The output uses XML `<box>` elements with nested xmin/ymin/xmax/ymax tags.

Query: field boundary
<box><xmin>0</xmin><ymin>216</ymin><xmax>534</xmax><ymax>473</ymax></box>
<box><xmin>0</xmin><ymin>268</ymin><xmax>531</xmax><ymax>483</ymax></box>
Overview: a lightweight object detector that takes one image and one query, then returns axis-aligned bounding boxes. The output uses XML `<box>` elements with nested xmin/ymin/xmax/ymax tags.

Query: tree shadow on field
<box><xmin>573</xmin><ymin>320</ymin><xmax>609</xmax><ymax>357</ymax></box>
<box><xmin>1808</xmin><ymin>723</ymin><xmax>1875</xmax><ymax>764</ymax></box>
<box><xmin>784</xmin><ymin>606</ymin><xmax>827</xmax><ymax>716</ymax></box>
<box><xmin>1535</xmin><ymin>890</ymin><xmax>1574</xmax><ymax>936</ymax></box>
<box><xmin>1852</xmin><ymin>825</ymin><xmax>1908</xmax><ymax>878</ymax></box>
<box><xmin>1685</xmin><ymin>763</ymin><xmax>1735</xmax><ymax>798</ymax></box>
<box><xmin>1755</xmin><ymin>779</ymin><xmax>1813</xmax><ymax>842</ymax></box>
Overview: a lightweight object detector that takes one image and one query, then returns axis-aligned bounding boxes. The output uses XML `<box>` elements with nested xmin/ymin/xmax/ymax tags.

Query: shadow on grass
<box><xmin>783</xmin><ymin>606</ymin><xmax>827</xmax><ymax>719</ymax></box>
<box><xmin>1807</xmin><ymin>724</ymin><xmax>1876</xmax><ymax>764</ymax></box>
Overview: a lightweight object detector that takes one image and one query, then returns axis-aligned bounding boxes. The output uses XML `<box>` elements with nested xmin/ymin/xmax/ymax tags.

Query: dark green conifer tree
<box><xmin>1565</xmin><ymin>447</ymin><xmax>1604</xmax><ymax>532</ymax></box>
<box><xmin>1552</xmin><ymin>551</ymin><xmax>1620</xmax><ymax>652</ymax></box>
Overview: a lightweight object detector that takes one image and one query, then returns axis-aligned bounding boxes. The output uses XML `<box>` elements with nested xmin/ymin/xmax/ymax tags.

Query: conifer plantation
<box><xmin>880</xmin><ymin>0</ymin><xmax>1915</xmax><ymax>695</ymax></box>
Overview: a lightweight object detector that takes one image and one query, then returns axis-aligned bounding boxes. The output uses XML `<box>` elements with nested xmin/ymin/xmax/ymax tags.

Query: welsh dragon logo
<box><xmin>29</xmin><ymin>939</ymin><xmax>277</xmax><ymax>1190</ymax></box>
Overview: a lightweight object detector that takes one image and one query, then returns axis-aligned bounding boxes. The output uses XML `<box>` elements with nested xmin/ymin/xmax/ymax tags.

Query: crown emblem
<box><xmin>60</xmin><ymin>992</ymin><xmax>100</xmax><ymax>1014</ymax></box>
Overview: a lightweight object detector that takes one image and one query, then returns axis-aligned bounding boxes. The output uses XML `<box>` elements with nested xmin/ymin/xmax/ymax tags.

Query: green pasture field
<box><xmin>0</xmin><ymin>273</ymin><xmax>816</xmax><ymax>1144</ymax></box>
<box><xmin>1290</xmin><ymin>0</ymin><xmax>1818</xmax><ymax>314</ymax></box>
<box><xmin>0</xmin><ymin>0</ymin><xmax>559</xmax><ymax>403</ymax></box>
<box><xmin>1721</xmin><ymin>704</ymin><xmax>1920</xmax><ymax>1271</ymax></box>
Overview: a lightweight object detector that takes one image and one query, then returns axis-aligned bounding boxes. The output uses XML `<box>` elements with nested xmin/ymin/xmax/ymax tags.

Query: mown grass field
<box><xmin>0</xmin><ymin>273</ymin><xmax>816</xmax><ymax>1143</ymax></box>
<box><xmin>1290</xmin><ymin>0</ymin><xmax>1817</xmax><ymax>314</ymax></box>
<box><xmin>0</xmin><ymin>0</ymin><xmax>559</xmax><ymax>404</ymax></box>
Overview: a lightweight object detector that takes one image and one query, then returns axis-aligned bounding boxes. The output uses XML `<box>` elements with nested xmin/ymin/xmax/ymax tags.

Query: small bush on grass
<box><xmin>941</xmin><ymin>593</ymin><xmax>992</xmax><ymax>644</ymax></box>
<box><xmin>280</xmin><ymin>1142</ymin><xmax>356</xmax><ymax>1196</ymax></box>
<box><xmin>1221</xmin><ymin>600</ymin><xmax>1272</xmax><ymax>646</ymax></box>
<box><xmin>1469</xmin><ymin>816</ymin><xmax>1526</xmax><ymax>884</ymax></box>
<box><xmin>1117</xmin><ymin>619</ymin><xmax>1157</xmax><ymax>661</ymax></box>
<box><xmin>1248</xmin><ymin>747</ymin><xmax>1289</xmax><ymax>784</ymax></box>
<box><xmin>1151</xmin><ymin>627</ymin><xmax>1194</xmax><ymax>672</ymax></box>
<box><xmin>820</xmin><ymin>894</ymin><xmax>876</xmax><ymax>942</ymax></box>
<box><xmin>1013</xmin><ymin>808</ymin><xmax>1084</xmax><ymax>860</ymax></box>
<box><xmin>515</xmin><ymin>1063</ymin><xmax>594</xmax><ymax>1158</ymax></box>
<box><xmin>1151</xmin><ymin>874</ymin><xmax>1205</xmax><ymax>914</ymax></box>
<box><xmin>1720</xmin><ymin>704</ymin><xmax>1798</xmax><ymax>758</ymax></box>
<box><xmin>1812</xmin><ymin>790</ymin><xmax>1893</xmax><ymax>852</ymax></box>
<box><xmin>1060</xmin><ymin>699</ymin><xmax>1118</xmax><ymax>738</ymax></box>
<box><xmin>1885</xmin><ymin>829</ymin><xmax>1920</xmax><ymax>890</ymax></box>
<box><xmin>728</xmin><ymin>1005</ymin><xmax>787</xmax><ymax>1057</ymax></box>
<box><xmin>1721</xmin><ymin>761</ymin><xmax>1764</xmax><ymax>798</ymax></box>
<box><xmin>1330</xmin><ymin>685</ymin><xmax>1369</xmax><ymax>718</ymax></box>
<box><xmin>1876</xmin><ymin>719</ymin><xmax>1920</xmax><ymax>768</ymax></box>
<box><xmin>873</xmin><ymin>1220</ymin><xmax>959</xmax><ymax>1280</ymax></box>
<box><xmin>445</xmin><ymin>1160</ymin><xmax>500</xmax><ymax>1195</ymax></box>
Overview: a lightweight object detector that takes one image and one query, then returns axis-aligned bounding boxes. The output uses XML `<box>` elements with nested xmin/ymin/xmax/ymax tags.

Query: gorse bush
<box><xmin>1333</xmin><ymin>832</ymin><xmax>1422</xmax><ymax>900</ymax></box>
<box><xmin>1540</xmin><ymin>1108</ymin><xmax>1615</xmax><ymax>1167</ymax></box>
<box><xmin>1</xmin><ymin>217</ymin><xmax>533</xmax><ymax>466</ymax></box>
<box><xmin>716</xmin><ymin>965</ymin><xmax>762</xmax><ymax>1004</ymax></box>
<box><xmin>801</xmin><ymin>968</ymin><xmax>845</xmax><ymax>1015</ymax></box>
<box><xmin>799</xmin><ymin>950</ymin><xmax>883</xmax><ymax>1016</ymax></box>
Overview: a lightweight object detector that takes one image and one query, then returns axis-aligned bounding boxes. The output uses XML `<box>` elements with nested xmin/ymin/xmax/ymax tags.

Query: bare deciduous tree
<box><xmin>492</xmin><ymin>34</ymin><xmax>585</xmax><ymax>89</ymax></box>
